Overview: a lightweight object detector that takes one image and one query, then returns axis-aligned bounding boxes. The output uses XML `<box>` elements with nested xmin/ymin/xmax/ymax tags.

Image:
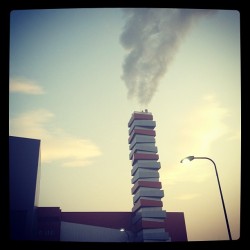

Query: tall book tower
<box><xmin>128</xmin><ymin>110</ymin><xmax>171</xmax><ymax>242</ymax></box>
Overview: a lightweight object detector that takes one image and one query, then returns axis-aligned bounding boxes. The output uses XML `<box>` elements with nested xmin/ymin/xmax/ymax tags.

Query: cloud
<box><xmin>41</xmin><ymin>136</ymin><xmax>102</xmax><ymax>167</ymax></box>
<box><xmin>120</xmin><ymin>8</ymin><xmax>216</xmax><ymax>105</ymax></box>
<box><xmin>226</xmin><ymin>130</ymin><xmax>241</xmax><ymax>141</ymax></box>
<box><xmin>9</xmin><ymin>109</ymin><xmax>102</xmax><ymax>167</ymax></box>
<box><xmin>174</xmin><ymin>193</ymin><xmax>201</xmax><ymax>200</ymax></box>
<box><xmin>162</xmin><ymin>166</ymin><xmax>212</xmax><ymax>186</ymax></box>
<box><xmin>10</xmin><ymin>78</ymin><xmax>45</xmax><ymax>94</ymax></box>
<box><xmin>9</xmin><ymin>109</ymin><xmax>53</xmax><ymax>138</ymax></box>
<box><xmin>180</xmin><ymin>94</ymin><xmax>231</xmax><ymax>154</ymax></box>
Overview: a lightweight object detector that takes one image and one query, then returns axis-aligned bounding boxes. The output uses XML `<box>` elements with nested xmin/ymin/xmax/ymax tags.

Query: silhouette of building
<box><xmin>36</xmin><ymin>208</ymin><xmax>187</xmax><ymax>242</ymax></box>
<box><xmin>9</xmin><ymin>112</ymin><xmax>187</xmax><ymax>242</ymax></box>
<box><xmin>9</xmin><ymin>136</ymin><xmax>41</xmax><ymax>240</ymax></box>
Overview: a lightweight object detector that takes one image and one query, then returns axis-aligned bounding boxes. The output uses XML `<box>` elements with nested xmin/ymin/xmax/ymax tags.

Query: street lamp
<box><xmin>180</xmin><ymin>156</ymin><xmax>232</xmax><ymax>240</ymax></box>
<box><xmin>120</xmin><ymin>228</ymin><xmax>129</xmax><ymax>242</ymax></box>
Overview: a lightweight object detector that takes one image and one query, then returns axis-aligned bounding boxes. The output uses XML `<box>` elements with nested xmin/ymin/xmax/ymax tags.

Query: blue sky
<box><xmin>9</xmin><ymin>8</ymin><xmax>240</xmax><ymax>241</ymax></box>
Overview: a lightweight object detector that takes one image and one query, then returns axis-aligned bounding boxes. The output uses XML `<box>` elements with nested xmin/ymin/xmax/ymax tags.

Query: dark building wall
<box><xmin>61</xmin><ymin>212</ymin><xmax>134</xmax><ymax>231</ymax></box>
<box><xmin>36</xmin><ymin>207</ymin><xmax>61</xmax><ymax>241</ymax></box>
<box><xmin>37</xmin><ymin>209</ymin><xmax>187</xmax><ymax>242</ymax></box>
<box><xmin>9</xmin><ymin>136</ymin><xmax>41</xmax><ymax>240</ymax></box>
<box><xmin>165</xmin><ymin>212</ymin><xmax>188</xmax><ymax>242</ymax></box>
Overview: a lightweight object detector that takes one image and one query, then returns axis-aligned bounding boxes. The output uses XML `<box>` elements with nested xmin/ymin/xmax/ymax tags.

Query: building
<box><xmin>9</xmin><ymin>136</ymin><xmax>41</xmax><ymax>240</ymax></box>
<box><xmin>36</xmin><ymin>208</ymin><xmax>187</xmax><ymax>242</ymax></box>
<box><xmin>128</xmin><ymin>110</ymin><xmax>170</xmax><ymax>242</ymax></box>
<box><xmin>9</xmin><ymin>112</ymin><xmax>187</xmax><ymax>242</ymax></box>
<box><xmin>36</xmin><ymin>207</ymin><xmax>61</xmax><ymax>241</ymax></box>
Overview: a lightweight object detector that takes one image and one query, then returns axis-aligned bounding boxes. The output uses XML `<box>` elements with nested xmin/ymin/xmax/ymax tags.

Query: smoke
<box><xmin>120</xmin><ymin>8</ymin><xmax>216</xmax><ymax>105</ymax></box>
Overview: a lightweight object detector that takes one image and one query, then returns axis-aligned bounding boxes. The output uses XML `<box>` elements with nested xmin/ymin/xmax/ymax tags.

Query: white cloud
<box><xmin>10</xmin><ymin>78</ymin><xmax>45</xmax><ymax>94</ymax></box>
<box><xmin>226</xmin><ymin>130</ymin><xmax>241</xmax><ymax>141</ymax></box>
<box><xmin>42</xmin><ymin>136</ymin><xmax>102</xmax><ymax>167</ymax></box>
<box><xmin>180</xmin><ymin>94</ymin><xmax>231</xmax><ymax>155</ymax></box>
<box><xmin>162</xmin><ymin>166</ymin><xmax>212</xmax><ymax>186</ymax></box>
<box><xmin>174</xmin><ymin>193</ymin><xmax>201</xmax><ymax>200</ymax></box>
<box><xmin>9</xmin><ymin>109</ymin><xmax>102</xmax><ymax>167</ymax></box>
<box><xmin>9</xmin><ymin>109</ymin><xmax>54</xmax><ymax>139</ymax></box>
<box><xmin>62</xmin><ymin>160</ymin><xmax>92</xmax><ymax>168</ymax></box>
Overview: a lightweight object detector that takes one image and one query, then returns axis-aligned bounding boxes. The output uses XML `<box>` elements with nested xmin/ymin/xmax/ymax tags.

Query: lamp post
<box><xmin>180</xmin><ymin>156</ymin><xmax>232</xmax><ymax>240</ymax></box>
<box><xmin>120</xmin><ymin>228</ymin><xmax>129</xmax><ymax>242</ymax></box>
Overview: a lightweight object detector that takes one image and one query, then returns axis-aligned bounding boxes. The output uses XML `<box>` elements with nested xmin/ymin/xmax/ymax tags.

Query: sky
<box><xmin>9</xmin><ymin>8</ymin><xmax>241</xmax><ymax>241</ymax></box>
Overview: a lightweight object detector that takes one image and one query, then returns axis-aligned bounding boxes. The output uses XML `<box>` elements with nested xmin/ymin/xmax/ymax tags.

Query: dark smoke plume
<box><xmin>120</xmin><ymin>8</ymin><xmax>216</xmax><ymax>105</ymax></box>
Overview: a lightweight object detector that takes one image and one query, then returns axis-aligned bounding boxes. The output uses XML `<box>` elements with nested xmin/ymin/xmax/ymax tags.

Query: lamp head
<box><xmin>180</xmin><ymin>156</ymin><xmax>195</xmax><ymax>163</ymax></box>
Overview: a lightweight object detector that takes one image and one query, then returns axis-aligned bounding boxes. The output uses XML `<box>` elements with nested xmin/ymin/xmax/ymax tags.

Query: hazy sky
<box><xmin>9</xmin><ymin>8</ymin><xmax>240</xmax><ymax>241</ymax></box>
